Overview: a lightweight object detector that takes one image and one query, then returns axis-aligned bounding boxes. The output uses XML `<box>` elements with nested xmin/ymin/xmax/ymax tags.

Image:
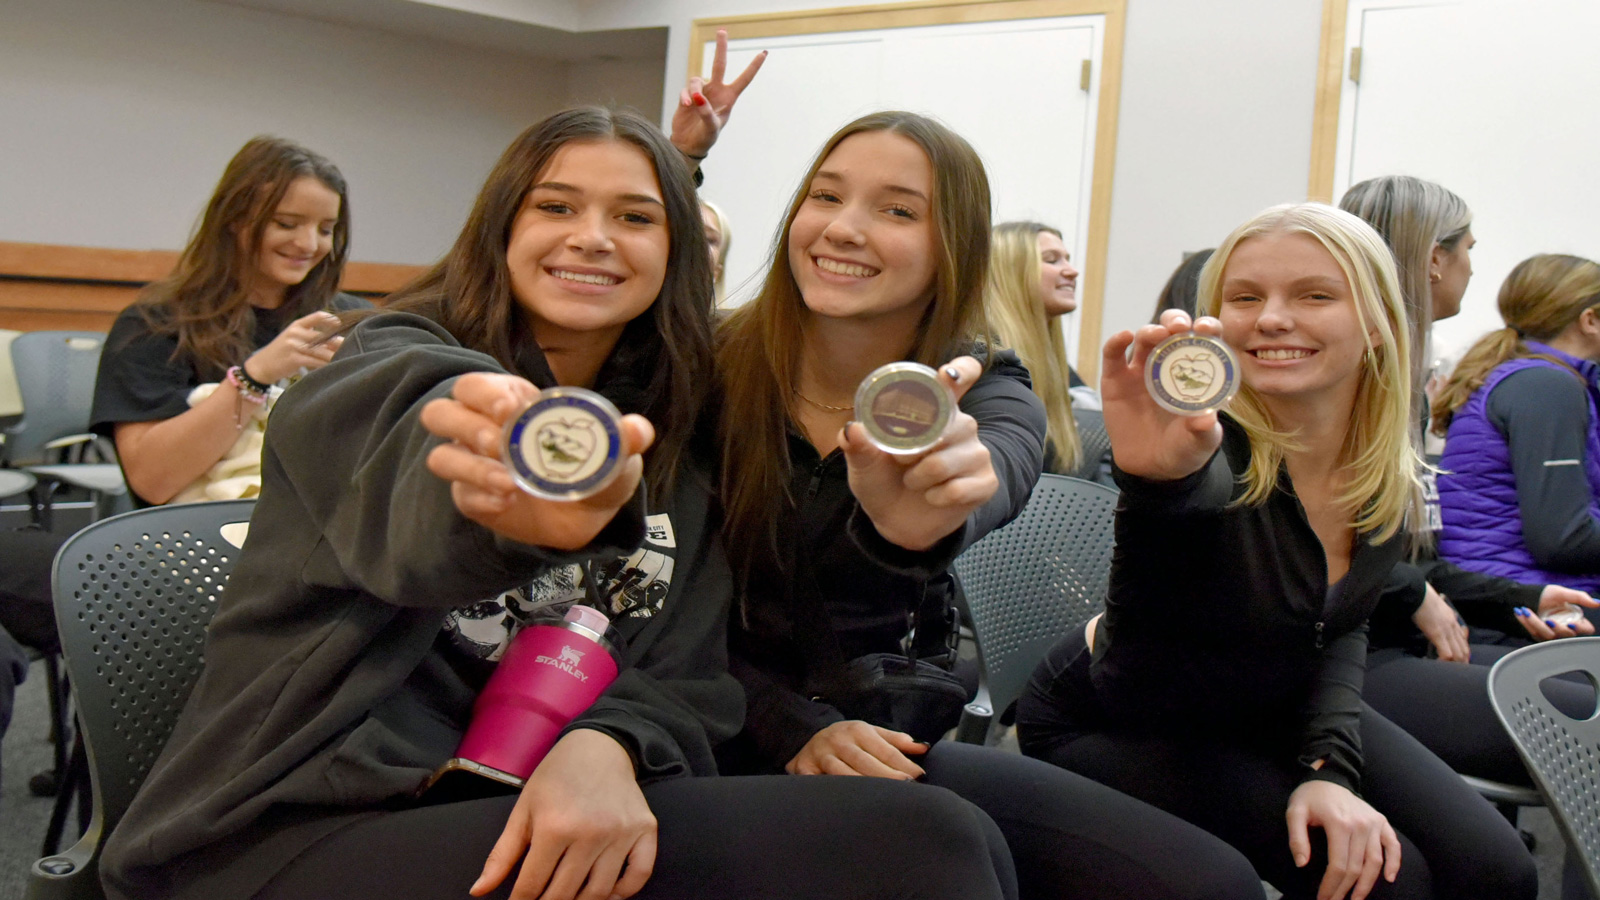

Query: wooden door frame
<box><xmin>688</xmin><ymin>0</ymin><xmax>1127</xmax><ymax>382</ymax></box>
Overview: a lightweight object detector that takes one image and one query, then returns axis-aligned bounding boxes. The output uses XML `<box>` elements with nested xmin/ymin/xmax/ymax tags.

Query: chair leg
<box><xmin>41</xmin><ymin>727</ymin><xmax>86</xmax><ymax>857</ymax></box>
<box><xmin>27</xmin><ymin>653</ymin><xmax>71</xmax><ymax>797</ymax></box>
<box><xmin>28</xmin><ymin>481</ymin><xmax>55</xmax><ymax>533</ymax></box>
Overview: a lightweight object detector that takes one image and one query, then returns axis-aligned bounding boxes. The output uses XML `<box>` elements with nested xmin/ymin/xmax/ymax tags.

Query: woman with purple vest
<box><xmin>1434</xmin><ymin>254</ymin><xmax>1600</xmax><ymax>614</ymax></box>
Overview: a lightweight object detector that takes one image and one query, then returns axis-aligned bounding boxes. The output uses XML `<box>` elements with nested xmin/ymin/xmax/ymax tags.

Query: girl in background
<box><xmin>1150</xmin><ymin>249</ymin><xmax>1214</xmax><ymax>323</ymax></box>
<box><xmin>983</xmin><ymin>220</ymin><xmax>1087</xmax><ymax>474</ymax></box>
<box><xmin>700</xmin><ymin>197</ymin><xmax>731</xmax><ymax>304</ymax></box>
<box><xmin>1342</xmin><ymin>179</ymin><xmax>1595</xmax><ymax>796</ymax></box>
<box><xmin>90</xmin><ymin>136</ymin><xmax>368</xmax><ymax>507</ymax></box>
<box><xmin>1434</xmin><ymin>254</ymin><xmax>1600</xmax><ymax>605</ymax></box>
<box><xmin>1339</xmin><ymin>175</ymin><xmax>1473</xmax><ymax>396</ymax></box>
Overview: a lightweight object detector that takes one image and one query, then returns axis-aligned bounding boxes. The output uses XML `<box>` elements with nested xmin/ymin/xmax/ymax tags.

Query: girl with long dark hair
<box><xmin>714</xmin><ymin>110</ymin><xmax>1265</xmax><ymax>900</ymax></box>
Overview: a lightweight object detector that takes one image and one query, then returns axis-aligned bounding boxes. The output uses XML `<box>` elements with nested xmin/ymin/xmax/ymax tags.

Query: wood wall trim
<box><xmin>1308</xmin><ymin>0</ymin><xmax>1350</xmax><ymax>203</ymax></box>
<box><xmin>0</xmin><ymin>241</ymin><xmax>425</xmax><ymax>294</ymax></box>
<box><xmin>687</xmin><ymin>0</ymin><xmax>1127</xmax><ymax>383</ymax></box>
<box><xmin>0</xmin><ymin>240</ymin><xmax>427</xmax><ymax>333</ymax></box>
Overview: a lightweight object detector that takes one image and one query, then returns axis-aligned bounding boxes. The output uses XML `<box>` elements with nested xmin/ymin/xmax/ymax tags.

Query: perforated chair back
<box><xmin>952</xmin><ymin>474</ymin><xmax>1118</xmax><ymax>743</ymax></box>
<box><xmin>5</xmin><ymin>331</ymin><xmax>104</xmax><ymax>464</ymax></box>
<box><xmin>29</xmin><ymin>500</ymin><xmax>254</xmax><ymax>900</ymax></box>
<box><xmin>1070</xmin><ymin>410</ymin><xmax>1112</xmax><ymax>484</ymax></box>
<box><xmin>1487</xmin><ymin>637</ymin><xmax>1600</xmax><ymax>897</ymax></box>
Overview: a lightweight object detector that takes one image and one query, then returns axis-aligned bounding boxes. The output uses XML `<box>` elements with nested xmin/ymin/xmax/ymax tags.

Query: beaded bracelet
<box><xmin>234</xmin><ymin>363</ymin><xmax>274</xmax><ymax>396</ymax></box>
<box><xmin>226</xmin><ymin>366</ymin><xmax>270</xmax><ymax>405</ymax></box>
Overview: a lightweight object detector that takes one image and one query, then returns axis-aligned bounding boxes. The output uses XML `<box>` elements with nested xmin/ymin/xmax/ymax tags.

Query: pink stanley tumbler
<box><xmin>451</xmin><ymin>605</ymin><xmax>619</xmax><ymax>786</ymax></box>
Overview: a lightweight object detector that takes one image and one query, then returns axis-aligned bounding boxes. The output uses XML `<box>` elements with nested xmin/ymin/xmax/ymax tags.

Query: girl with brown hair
<box><xmin>98</xmin><ymin>107</ymin><xmax>1017</xmax><ymax>900</ymax></box>
<box><xmin>1434</xmin><ymin>253</ymin><xmax>1600</xmax><ymax>599</ymax></box>
<box><xmin>715</xmin><ymin>110</ymin><xmax>1264</xmax><ymax>900</ymax></box>
<box><xmin>89</xmin><ymin>136</ymin><xmax>368</xmax><ymax>506</ymax></box>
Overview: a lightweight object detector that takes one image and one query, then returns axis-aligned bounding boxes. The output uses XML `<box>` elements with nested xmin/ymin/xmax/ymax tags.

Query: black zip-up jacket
<box><xmin>727</xmin><ymin>355</ymin><xmax>1047</xmax><ymax>768</ymax></box>
<box><xmin>1094</xmin><ymin>416</ymin><xmax>1403</xmax><ymax>795</ymax></box>
<box><xmin>101</xmin><ymin>313</ymin><xmax>742</xmax><ymax>900</ymax></box>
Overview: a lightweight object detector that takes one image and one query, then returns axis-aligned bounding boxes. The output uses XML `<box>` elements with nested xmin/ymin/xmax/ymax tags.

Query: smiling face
<box><xmin>1219</xmin><ymin>231</ymin><xmax>1373</xmax><ymax>411</ymax></box>
<box><xmin>786</xmin><ymin>130</ymin><xmax>939</xmax><ymax>327</ymax></box>
<box><xmin>506</xmin><ymin>139</ymin><xmax>669</xmax><ymax>350</ymax></box>
<box><xmin>250</xmin><ymin>176</ymin><xmax>340</xmax><ymax>302</ymax></box>
<box><xmin>1036</xmin><ymin>230</ymin><xmax>1079</xmax><ymax>316</ymax></box>
<box><xmin>1430</xmin><ymin>227</ymin><xmax>1475</xmax><ymax>321</ymax></box>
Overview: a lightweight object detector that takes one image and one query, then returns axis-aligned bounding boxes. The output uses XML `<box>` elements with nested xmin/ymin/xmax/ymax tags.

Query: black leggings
<box><xmin>917</xmin><ymin>741</ymin><xmax>1265</xmax><ymax>900</ymax></box>
<box><xmin>1015</xmin><ymin>630</ymin><xmax>1538</xmax><ymax>900</ymax></box>
<box><xmin>254</xmin><ymin>774</ymin><xmax>1016</xmax><ymax>900</ymax></box>
<box><xmin>1365</xmin><ymin>642</ymin><xmax>1598</xmax><ymax>786</ymax></box>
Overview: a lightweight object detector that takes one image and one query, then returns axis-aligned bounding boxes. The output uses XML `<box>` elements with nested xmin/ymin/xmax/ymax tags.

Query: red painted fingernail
<box><xmin>693</xmin><ymin>93</ymin><xmax>708</xmax><ymax>106</ymax></box>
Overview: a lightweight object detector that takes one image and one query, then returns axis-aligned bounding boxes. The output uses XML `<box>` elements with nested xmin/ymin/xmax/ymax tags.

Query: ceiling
<box><xmin>208</xmin><ymin>0</ymin><xmax>666</xmax><ymax>62</ymax></box>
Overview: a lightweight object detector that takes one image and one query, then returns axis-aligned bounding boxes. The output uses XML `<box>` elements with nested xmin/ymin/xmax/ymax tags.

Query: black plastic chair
<box><xmin>1488</xmin><ymin>636</ymin><xmax>1600</xmax><ymax>898</ymax></box>
<box><xmin>1069</xmin><ymin>409</ymin><xmax>1114</xmax><ymax>486</ymax></box>
<box><xmin>951</xmin><ymin>474</ymin><xmax>1118</xmax><ymax>745</ymax></box>
<box><xmin>28</xmin><ymin>500</ymin><xmax>255</xmax><ymax>900</ymax></box>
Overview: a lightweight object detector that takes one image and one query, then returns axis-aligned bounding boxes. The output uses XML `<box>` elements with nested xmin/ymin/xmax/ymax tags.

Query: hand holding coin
<box><xmin>1099</xmin><ymin>309</ymin><xmax>1227</xmax><ymax>482</ymax></box>
<box><xmin>841</xmin><ymin>356</ymin><xmax>999</xmax><ymax>552</ymax></box>
<box><xmin>421</xmin><ymin>373</ymin><xmax>654</xmax><ymax>551</ymax></box>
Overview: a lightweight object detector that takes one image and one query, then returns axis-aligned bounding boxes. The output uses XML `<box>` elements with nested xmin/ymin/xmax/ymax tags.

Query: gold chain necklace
<box><xmin>794</xmin><ymin>389</ymin><xmax>854</xmax><ymax>412</ymax></box>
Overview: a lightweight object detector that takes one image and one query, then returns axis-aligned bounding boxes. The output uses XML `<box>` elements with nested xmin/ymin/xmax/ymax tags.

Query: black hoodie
<box><xmin>101</xmin><ymin>312</ymin><xmax>742</xmax><ymax>900</ymax></box>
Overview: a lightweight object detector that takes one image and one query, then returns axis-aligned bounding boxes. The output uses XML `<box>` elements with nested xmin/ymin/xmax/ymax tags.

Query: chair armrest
<box><xmin>1461</xmin><ymin>774</ymin><xmax>1544</xmax><ymax>808</ymax></box>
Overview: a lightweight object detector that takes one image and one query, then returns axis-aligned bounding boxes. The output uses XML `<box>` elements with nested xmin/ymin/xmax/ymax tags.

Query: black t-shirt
<box><xmin>90</xmin><ymin>293</ymin><xmax>369</xmax><ymax>439</ymax></box>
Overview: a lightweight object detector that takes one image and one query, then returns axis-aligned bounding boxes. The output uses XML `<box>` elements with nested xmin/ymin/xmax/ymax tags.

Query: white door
<box><xmin>1334</xmin><ymin>0</ymin><xmax>1600</xmax><ymax>370</ymax></box>
<box><xmin>701</xmin><ymin>17</ymin><xmax>1102</xmax><ymax>359</ymax></box>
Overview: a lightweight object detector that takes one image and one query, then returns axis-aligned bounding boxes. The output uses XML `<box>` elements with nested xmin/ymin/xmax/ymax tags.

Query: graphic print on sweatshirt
<box><xmin>444</xmin><ymin>513</ymin><xmax>678</xmax><ymax>661</ymax></box>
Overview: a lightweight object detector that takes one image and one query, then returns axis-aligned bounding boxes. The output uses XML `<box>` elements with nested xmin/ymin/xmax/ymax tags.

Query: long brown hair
<box><xmin>1432</xmin><ymin>254</ymin><xmax>1600</xmax><ymax>435</ymax></box>
<box><xmin>717</xmin><ymin>111</ymin><xmax>992</xmax><ymax>580</ymax></box>
<box><xmin>984</xmin><ymin>221</ymin><xmax>1079</xmax><ymax>473</ymax></box>
<box><xmin>139</xmin><ymin>136</ymin><xmax>350</xmax><ymax>379</ymax></box>
<box><xmin>382</xmin><ymin>107</ymin><xmax>714</xmax><ymax>490</ymax></box>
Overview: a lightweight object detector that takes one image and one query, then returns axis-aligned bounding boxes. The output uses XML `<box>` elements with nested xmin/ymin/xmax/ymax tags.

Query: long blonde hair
<box><xmin>984</xmin><ymin>221</ymin><xmax>1080</xmax><ymax>473</ymax></box>
<box><xmin>1432</xmin><ymin>254</ymin><xmax>1600</xmax><ymax>435</ymax></box>
<box><xmin>1202</xmin><ymin>203</ymin><xmax>1422</xmax><ymax>541</ymax></box>
<box><xmin>700</xmin><ymin>197</ymin><xmax>732</xmax><ymax>304</ymax></box>
<box><xmin>717</xmin><ymin>111</ymin><xmax>993</xmax><ymax>580</ymax></box>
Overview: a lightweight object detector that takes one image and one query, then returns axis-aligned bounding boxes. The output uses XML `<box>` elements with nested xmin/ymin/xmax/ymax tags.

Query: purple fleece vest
<box><xmin>1437</xmin><ymin>343</ymin><xmax>1600</xmax><ymax>592</ymax></box>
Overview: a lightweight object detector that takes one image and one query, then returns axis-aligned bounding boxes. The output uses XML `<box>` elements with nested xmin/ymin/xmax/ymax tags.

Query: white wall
<box><xmin>577</xmin><ymin>0</ymin><xmax>1327</xmax><ymax>377</ymax></box>
<box><xmin>564</xmin><ymin>57</ymin><xmax>667</xmax><ymax>116</ymax></box>
<box><xmin>4</xmin><ymin>0</ymin><xmax>1331</xmax><ymax>345</ymax></box>
<box><xmin>1</xmin><ymin>0</ymin><xmax>573</xmax><ymax>263</ymax></box>
<box><xmin>1102</xmin><ymin>0</ymin><xmax>1323</xmax><ymax>343</ymax></box>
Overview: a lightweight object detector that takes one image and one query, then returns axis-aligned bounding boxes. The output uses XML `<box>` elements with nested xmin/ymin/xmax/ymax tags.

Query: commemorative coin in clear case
<box><xmin>854</xmin><ymin>362</ymin><xmax>955</xmax><ymax>455</ymax></box>
<box><xmin>1145</xmin><ymin>333</ymin><xmax>1240</xmax><ymax>416</ymax></box>
<box><xmin>503</xmin><ymin>387</ymin><xmax>625</xmax><ymax>500</ymax></box>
